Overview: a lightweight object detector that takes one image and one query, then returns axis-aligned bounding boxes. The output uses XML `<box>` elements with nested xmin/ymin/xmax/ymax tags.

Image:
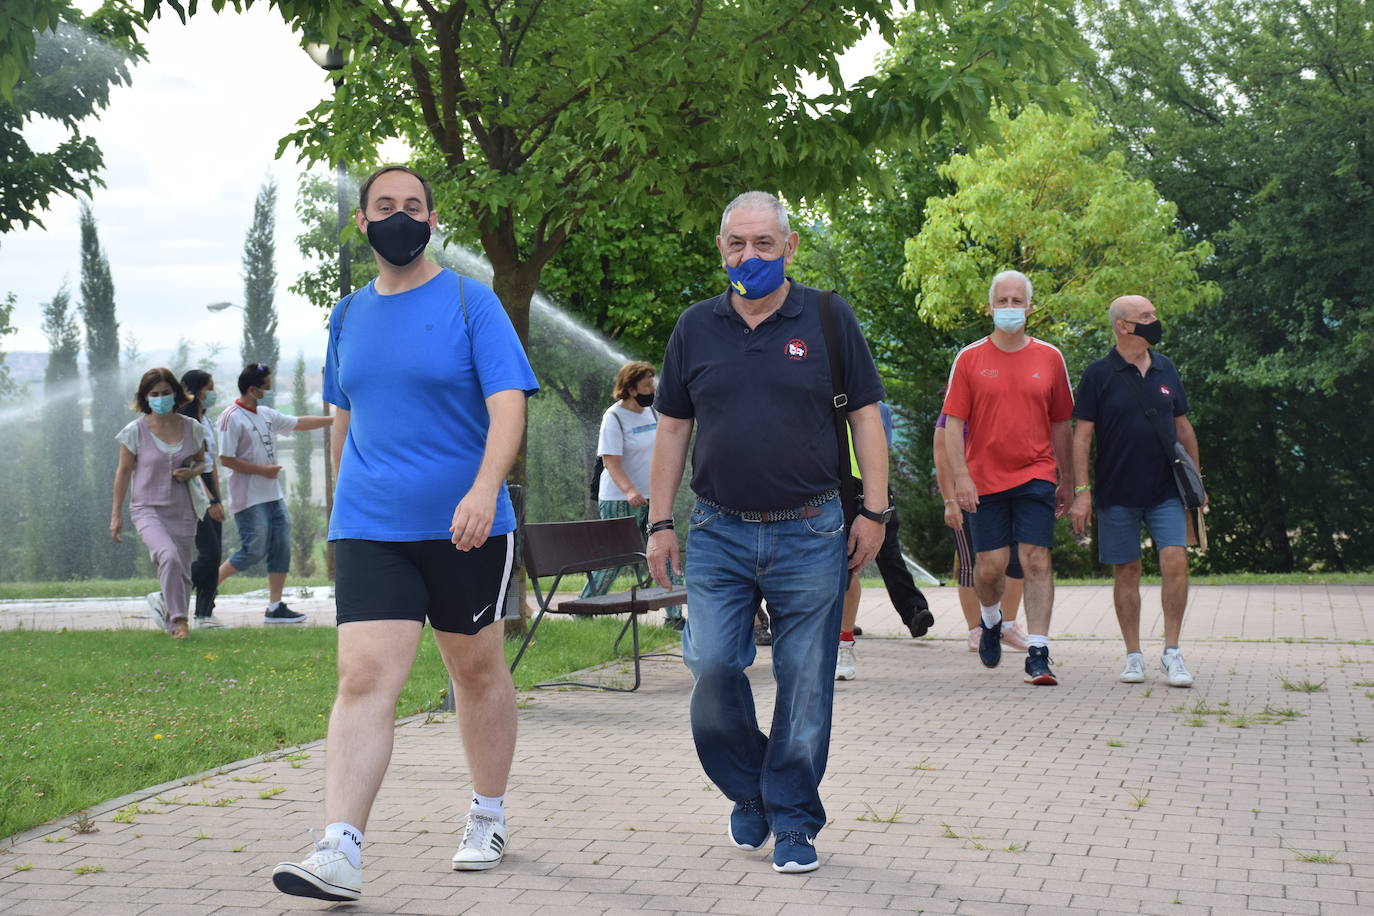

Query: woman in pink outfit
<box><xmin>110</xmin><ymin>368</ymin><xmax>208</xmax><ymax>639</ymax></box>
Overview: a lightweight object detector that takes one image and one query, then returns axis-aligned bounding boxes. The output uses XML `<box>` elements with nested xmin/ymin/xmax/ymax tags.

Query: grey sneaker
<box><xmin>1119</xmin><ymin>653</ymin><xmax>1145</xmax><ymax>683</ymax></box>
<box><xmin>1162</xmin><ymin>651</ymin><xmax>1194</xmax><ymax>687</ymax></box>
<box><xmin>272</xmin><ymin>836</ymin><xmax>362</xmax><ymax>901</ymax></box>
<box><xmin>452</xmin><ymin>812</ymin><xmax>507</xmax><ymax>871</ymax></box>
<box><xmin>194</xmin><ymin>615</ymin><xmax>226</xmax><ymax>629</ymax></box>
<box><xmin>145</xmin><ymin>592</ymin><xmax>166</xmax><ymax>630</ymax></box>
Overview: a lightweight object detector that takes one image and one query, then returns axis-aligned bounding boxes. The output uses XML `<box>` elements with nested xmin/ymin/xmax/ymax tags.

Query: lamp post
<box><xmin>205</xmin><ymin>301</ymin><xmax>243</xmax><ymax>312</ymax></box>
<box><xmin>305</xmin><ymin>41</ymin><xmax>348</xmax><ymax>581</ymax></box>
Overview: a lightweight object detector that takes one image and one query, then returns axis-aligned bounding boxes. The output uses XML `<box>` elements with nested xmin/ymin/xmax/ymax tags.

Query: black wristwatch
<box><xmin>857</xmin><ymin>504</ymin><xmax>894</xmax><ymax>525</ymax></box>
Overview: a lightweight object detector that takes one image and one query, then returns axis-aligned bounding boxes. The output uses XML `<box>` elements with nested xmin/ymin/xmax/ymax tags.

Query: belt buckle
<box><xmin>741</xmin><ymin>510</ymin><xmax>764</xmax><ymax>523</ymax></box>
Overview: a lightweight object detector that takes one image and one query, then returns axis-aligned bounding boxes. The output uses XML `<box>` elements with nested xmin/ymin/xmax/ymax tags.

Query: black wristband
<box><xmin>646</xmin><ymin>519</ymin><xmax>675</xmax><ymax>534</ymax></box>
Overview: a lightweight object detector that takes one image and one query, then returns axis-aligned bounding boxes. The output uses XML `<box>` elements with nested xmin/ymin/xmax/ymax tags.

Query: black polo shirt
<box><xmin>1072</xmin><ymin>348</ymin><xmax>1191</xmax><ymax>509</ymax></box>
<box><xmin>655</xmin><ymin>280</ymin><xmax>884</xmax><ymax>511</ymax></box>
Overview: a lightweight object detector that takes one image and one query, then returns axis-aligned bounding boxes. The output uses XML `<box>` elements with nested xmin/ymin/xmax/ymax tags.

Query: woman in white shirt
<box><xmin>110</xmin><ymin>368</ymin><xmax>208</xmax><ymax>639</ymax></box>
<box><xmin>582</xmin><ymin>361</ymin><xmax>682</xmax><ymax>627</ymax></box>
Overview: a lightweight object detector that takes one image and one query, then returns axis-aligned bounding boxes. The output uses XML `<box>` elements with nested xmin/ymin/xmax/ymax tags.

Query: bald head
<box><xmin>1110</xmin><ymin>295</ymin><xmax>1155</xmax><ymax>326</ymax></box>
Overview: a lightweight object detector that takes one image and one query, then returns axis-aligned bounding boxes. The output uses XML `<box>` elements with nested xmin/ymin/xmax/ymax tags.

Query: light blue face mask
<box><xmin>993</xmin><ymin>307</ymin><xmax>1026</xmax><ymax>333</ymax></box>
<box><xmin>148</xmin><ymin>394</ymin><xmax>176</xmax><ymax>415</ymax></box>
<box><xmin>202</xmin><ymin>390</ymin><xmax>218</xmax><ymax>408</ymax></box>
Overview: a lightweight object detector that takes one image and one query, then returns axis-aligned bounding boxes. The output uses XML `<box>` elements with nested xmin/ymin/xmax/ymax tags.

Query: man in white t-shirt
<box><xmin>216</xmin><ymin>363</ymin><xmax>333</xmax><ymax>623</ymax></box>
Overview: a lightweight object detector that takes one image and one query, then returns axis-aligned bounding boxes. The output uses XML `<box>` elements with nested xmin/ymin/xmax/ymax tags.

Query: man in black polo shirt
<box><xmin>1070</xmin><ymin>295</ymin><xmax>1203</xmax><ymax>688</ymax></box>
<box><xmin>647</xmin><ymin>190</ymin><xmax>888</xmax><ymax>875</ymax></box>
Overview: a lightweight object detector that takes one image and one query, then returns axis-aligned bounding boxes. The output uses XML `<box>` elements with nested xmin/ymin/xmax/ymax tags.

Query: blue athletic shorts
<box><xmin>1096</xmin><ymin>497</ymin><xmax>1186</xmax><ymax>564</ymax></box>
<box><xmin>967</xmin><ymin>479</ymin><xmax>1056</xmax><ymax>552</ymax></box>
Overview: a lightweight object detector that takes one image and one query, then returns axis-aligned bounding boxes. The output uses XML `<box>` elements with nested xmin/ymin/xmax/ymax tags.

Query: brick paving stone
<box><xmin>2</xmin><ymin>585</ymin><xmax>1373</xmax><ymax>915</ymax></box>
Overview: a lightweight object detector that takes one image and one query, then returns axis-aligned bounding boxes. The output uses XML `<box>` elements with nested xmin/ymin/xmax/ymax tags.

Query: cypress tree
<box><xmin>38</xmin><ymin>286</ymin><xmax>89</xmax><ymax>579</ymax></box>
<box><xmin>288</xmin><ymin>352</ymin><xmax>317</xmax><ymax>576</ymax></box>
<box><xmin>241</xmin><ymin>179</ymin><xmax>279</xmax><ymax>371</ymax></box>
<box><xmin>78</xmin><ymin>200</ymin><xmax>130</xmax><ymax>576</ymax></box>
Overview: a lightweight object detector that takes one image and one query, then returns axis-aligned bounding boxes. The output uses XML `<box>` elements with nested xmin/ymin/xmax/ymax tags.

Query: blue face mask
<box><xmin>725</xmin><ymin>255</ymin><xmax>786</xmax><ymax>300</ymax></box>
<box><xmin>202</xmin><ymin>390</ymin><xmax>218</xmax><ymax>408</ymax></box>
<box><xmin>148</xmin><ymin>394</ymin><xmax>176</xmax><ymax>415</ymax></box>
<box><xmin>992</xmin><ymin>307</ymin><xmax>1026</xmax><ymax>333</ymax></box>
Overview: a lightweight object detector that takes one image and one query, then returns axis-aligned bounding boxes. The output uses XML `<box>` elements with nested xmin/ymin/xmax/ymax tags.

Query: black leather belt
<box><xmin>698</xmin><ymin>489</ymin><xmax>839</xmax><ymax>523</ymax></box>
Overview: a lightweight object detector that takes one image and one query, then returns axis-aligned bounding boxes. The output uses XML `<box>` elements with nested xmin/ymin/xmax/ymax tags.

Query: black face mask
<box><xmin>366</xmin><ymin>212</ymin><xmax>431</xmax><ymax>267</ymax></box>
<box><xmin>634</xmin><ymin>393</ymin><xmax>655</xmax><ymax>408</ymax></box>
<box><xmin>1130</xmin><ymin>319</ymin><xmax>1163</xmax><ymax>346</ymax></box>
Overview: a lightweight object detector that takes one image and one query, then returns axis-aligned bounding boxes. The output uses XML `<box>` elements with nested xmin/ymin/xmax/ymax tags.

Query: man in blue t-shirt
<box><xmin>647</xmin><ymin>191</ymin><xmax>889</xmax><ymax>875</ymax></box>
<box><xmin>273</xmin><ymin>166</ymin><xmax>538</xmax><ymax>904</ymax></box>
<box><xmin>1069</xmin><ymin>295</ymin><xmax>1203</xmax><ymax>689</ymax></box>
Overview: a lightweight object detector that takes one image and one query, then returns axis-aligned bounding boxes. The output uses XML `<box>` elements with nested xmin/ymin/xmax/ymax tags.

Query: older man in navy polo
<box><xmin>647</xmin><ymin>190</ymin><xmax>888</xmax><ymax>875</ymax></box>
<box><xmin>1070</xmin><ymin>295</ymin><xmax>1203</xmax><ymax>688</ymax></box>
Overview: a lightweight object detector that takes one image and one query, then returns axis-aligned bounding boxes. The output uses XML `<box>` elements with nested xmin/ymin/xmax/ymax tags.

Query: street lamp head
<box><xmin>206</xmin><ymin>301</ymin><xmax>237</xmax><ymax>312</ymax></box>
<box><xmin>305</xmin><ymin>42</ymin><xmax>346</xmax><ymax>71</ymax></box>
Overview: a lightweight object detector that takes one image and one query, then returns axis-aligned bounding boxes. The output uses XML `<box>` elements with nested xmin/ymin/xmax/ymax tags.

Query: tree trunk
<box><xmin>1253</xmin><ymin>415</ymin><xmax>1294</xmax><ymax>572</ymax></box>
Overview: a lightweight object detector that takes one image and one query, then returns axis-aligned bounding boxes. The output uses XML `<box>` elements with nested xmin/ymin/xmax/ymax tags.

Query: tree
<box><xmin>288</xmin><ymin>352</ymin><xmax>318</xmax><ymax>576</ymax></box>
<box><xmin>256</xmin><ymin>0</ymin><xmax>1085</xmax><ymax>355</ymax></box>
<box><xmin>241</xmin><ymin>178</ymin><xmax>279</xmax><ymax>371</ymax></box>
<box><xmin>0</xmin><ymin>292</ymin><xmax>17</xmax><ymax>400</ymax></box>
<box><xmin>1</xmin><ymin>3</ymin><xmax>145</xmax><ymax>232</ymax></box>
<box><xmin>1083</xmin><ymin>0</ymin><xmax>1374</xmax><ymax>573</ymax></box>
<box><xmin>35</xmin><ymin>285</ymin><xmax>89</xmax><ymax>580</ymax></box>
<box><xmin>79</xmin><ymin>199</ymin><xmax>129</xmax><ymax>576</ymax></box>
<box><xmin>904</xmin><ymin>105</ymin><xmax>1218</xmax><ymax>349</ymax></box>
<box><xmin>291</xmin><ymin>168</ymin><xmax>376</xmax><ymax>314</ymax></box>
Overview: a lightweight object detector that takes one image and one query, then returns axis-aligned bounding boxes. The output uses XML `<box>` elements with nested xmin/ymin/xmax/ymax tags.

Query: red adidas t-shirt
<box><xmin>941</xmin><ymin>337</ymin><xmax>1074</xmax><ymax>496</ymax></box>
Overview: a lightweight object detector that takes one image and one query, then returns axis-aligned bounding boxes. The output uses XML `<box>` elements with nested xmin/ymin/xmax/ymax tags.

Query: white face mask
<box><xmin>992</xmin><ymin>307</ymin><xmax>1026</xmax><ymax>332</ymax></box>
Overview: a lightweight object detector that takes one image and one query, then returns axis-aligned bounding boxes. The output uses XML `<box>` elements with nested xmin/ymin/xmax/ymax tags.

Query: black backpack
<box><xmin>588</xmin><ymin>408</ymin><xmax>627</xmax><ymax>501</ymax></box>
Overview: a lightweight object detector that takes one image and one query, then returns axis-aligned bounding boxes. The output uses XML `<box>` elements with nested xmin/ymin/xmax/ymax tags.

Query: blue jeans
<box><xmin>229</xmin><ymin>498</ymin><xmax>291</xmax><ymax>574</ymax></box>
<box><xmin>1097</xmin><ymin>497</ymin><xmax>1187</xmax><ymax>564</ymax></box>
<box><xmin>682</xmin><ymin>496</ymin><xmax>847</xmax><ymax>837</ymax></box>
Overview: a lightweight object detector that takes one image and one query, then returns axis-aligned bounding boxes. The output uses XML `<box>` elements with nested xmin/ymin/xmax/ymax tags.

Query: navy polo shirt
<box><xmin>1072</xmin><ymin>348</ymin><xmax>1191</xmax><ymax>509</ymax></box>
<box><xmin>655</xmin><ymin>280</ymin><xmax>884</xmax><ymax>511</ymax></box>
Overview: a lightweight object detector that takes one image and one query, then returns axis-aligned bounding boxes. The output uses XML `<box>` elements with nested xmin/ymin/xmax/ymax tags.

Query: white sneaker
<box><xmin>145</xmin><ymin>592</ymin><xmax>166</xmax><ymax>630</ymax></box>
<box><xmin>834</xmin><ymin>641</ymin><xmax>857</xmax><ymax>681</ymax></box>
<box><xmin>1119</xmin><ymin>653</ymin><xmax>1145</xmax><ymax>683</ymax></box>
<box><xmin>194</xmin><ymin>615</ymin><xmax>226</xmax><ymax>629</ymax></box>
<box><xmin>272</xmin><ymin>836</ymin><xmax>362</xmax><ymax>901</ymax></box>
<box><xmin>1162</xmin><ymin>651</ymin><xmax>1194</xmax><ymax>687</ymax></box>
<box><xmin>452</xmin><ymin>812</ymin><xmax>507</xmax><ymax>871</ymax></box>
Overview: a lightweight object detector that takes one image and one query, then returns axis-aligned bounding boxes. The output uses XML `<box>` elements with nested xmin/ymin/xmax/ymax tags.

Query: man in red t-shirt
<box><xmin>941</xmin><ymin>270</ymin><xmax>1073</xmax><ymax>685</ymax></box>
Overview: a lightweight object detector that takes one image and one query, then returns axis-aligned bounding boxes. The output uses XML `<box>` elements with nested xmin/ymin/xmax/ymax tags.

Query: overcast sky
<box><xmin>0</xmin><ymin>7</ymin><xmax>887</xmax><ymax>362</ymax></box>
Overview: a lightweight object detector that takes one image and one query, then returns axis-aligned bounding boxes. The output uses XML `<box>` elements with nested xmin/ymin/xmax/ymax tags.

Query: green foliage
<box><xmin>34</xmin><ymin>285</ymin><xmax>90</xmax><ymax>581</ymax></box>
<box><xmin>241</xmin><ymin>178</ymin><xmax>279</xmax><ymax>371</ymax></box>
<box><xmin>0</xmin><ymin>291</ymin><xmax>17</xmax><ymax>400</ymax></box>
<box><xmin>78</xmin><ymin>199</ymin><xmax>130</xmax><ymax>577</ymax></box>
<box><xmin>288</xmin><ymin>353</ymin><xmax>316</xmax><ymax>577</ymax></box>
<box><xmin>1084</xmin><ymin>0</ymin><xmax>1374</xmax><ymax>571</ymax></box>
<box><xmin>905</xmin><ymin>106</ymin><xmax>1218</xmax><ymax>345</ymax></box>
<box><xmin>0</xmin><ymin>2</ymin><xmax>145</xmax><ymax>231</ymax></box>
<box><xmin>290</xmin><ymin>167</ymin><xmax>375</xmax><ymax>314</ymax></box>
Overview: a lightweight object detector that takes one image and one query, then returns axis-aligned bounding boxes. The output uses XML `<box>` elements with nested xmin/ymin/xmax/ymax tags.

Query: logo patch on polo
<box><xmin>1159</xmin><ymin>385</ymin><xmax>1171</xmax><ymax>396</ymax></box>
<box><xmin>786</xmin><ymin>339</ymin><xmax>808</xmax><ymax>360</ymax></box>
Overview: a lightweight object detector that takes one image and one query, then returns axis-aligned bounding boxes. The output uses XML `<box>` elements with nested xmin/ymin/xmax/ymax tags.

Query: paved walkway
<box><xmin>2</xmin><ymin>585</ymin><xmax>1372</xmax><ymax>915</ymax></box>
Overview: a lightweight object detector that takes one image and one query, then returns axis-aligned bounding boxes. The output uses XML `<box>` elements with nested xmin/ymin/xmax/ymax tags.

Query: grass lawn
<box><xmin>0</xmin><ymin>618</ymin><xmax>676</xmax><ymax>840</ymax></box>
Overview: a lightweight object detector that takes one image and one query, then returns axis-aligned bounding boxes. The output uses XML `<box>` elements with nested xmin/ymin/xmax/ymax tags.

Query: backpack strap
<box><xmin>817</xmin><ymin>289</ymin><xmax>859</xmax><ymax>526</ymax></box>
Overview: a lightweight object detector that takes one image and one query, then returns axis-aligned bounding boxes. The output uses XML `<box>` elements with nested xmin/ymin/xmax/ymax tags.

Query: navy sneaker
<box><xmin>1024</xmin><ymin>645</ymin><xmax>1058</xmax><ymax>686</ymax></box>
<box><xmin>906</xmin><ymin>608</ymin><xmax>935</xmax><ymax>638</ymax></box>
<box><xmin>978</xmin><ymin>619</ymin><xmax>1003</xmax><ymax>668</ymax></box>
<box><xmin>264</xmin><ymin>603</ymin><xmax>306</xmax><ymax>625</ymax></box>
<box><xmin>772</xmin><ymin>829</ymin><xmax>819</xmax><ymax>873</ymax></box>
<box><xmin>728</xmin><ymin>796</ymin><xmax>769</xmax><ymax>850</ymax></box>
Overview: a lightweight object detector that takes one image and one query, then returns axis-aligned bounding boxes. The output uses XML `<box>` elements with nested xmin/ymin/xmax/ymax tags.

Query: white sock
<box><xmin>979</xmin><ymin>603</ymin><xmax>1002</xmax><ymax>628</ymax></box>
<box><xmin>471</xmin><ymin>792</ymin><xmax>505</xmax><ymax>822</ymax></box>
<box><xmin>1027</xmin><ymin>634</ymin><xmax>1049</xmax><ymax>650</ymax></box>
<box><xmin>267</xmin><ymin>600</ymin><xmax>282</xmax><ymax>612</ymax></box>
<box><xmin>1163</xmin><ymin>646</ymin><xmax>1180</xmax><ymax>656</ymax></box>
<box><xmin>1126</xmin><ymin>650</ymin><xmax>1143</xmax><ymax>659</ymax></box>
<box><xmin>324</xmin><ymin>822</ymin><xmax>363</xmax><ymax>868</ymax></box>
